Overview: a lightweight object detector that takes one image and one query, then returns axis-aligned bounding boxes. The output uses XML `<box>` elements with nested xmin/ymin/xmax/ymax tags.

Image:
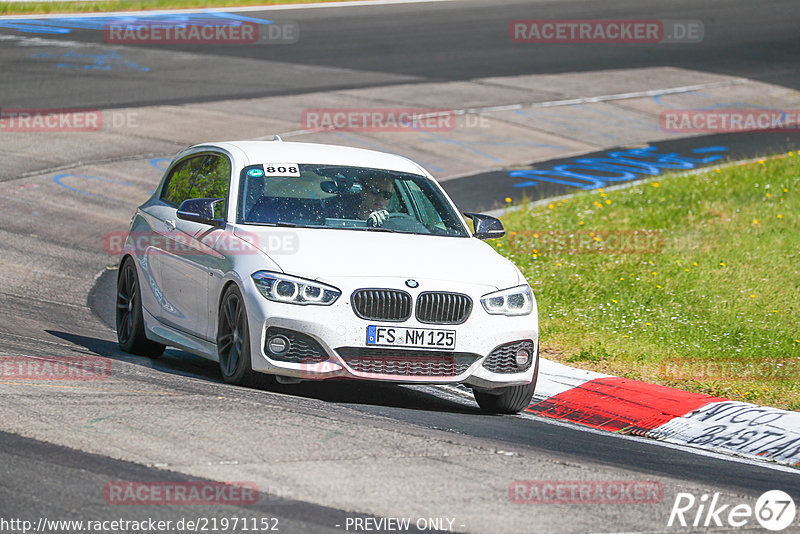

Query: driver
<box><xmin>359</xmin><ymin>174</ymin><xmax>395</xmax><ymax>227</ymax></box>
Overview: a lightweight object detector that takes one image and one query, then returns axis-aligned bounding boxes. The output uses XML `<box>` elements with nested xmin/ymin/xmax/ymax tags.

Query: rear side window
<box><xmin>161</xmin><ymin>153</ymin><xmax>231</xmax><ymax>218</ymax></box>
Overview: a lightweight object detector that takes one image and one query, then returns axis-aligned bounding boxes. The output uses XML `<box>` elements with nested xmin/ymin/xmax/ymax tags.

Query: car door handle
<box><xmin>165</xmin><ymin>219</ymin><xmax>176</xmax><ymax>231</ymax></box>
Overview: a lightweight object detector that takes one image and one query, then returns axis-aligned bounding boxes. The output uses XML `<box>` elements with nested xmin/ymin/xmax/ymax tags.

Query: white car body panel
<box><xmin>121</xmin><ymin>140</ymin><xmax>539</xmax><ymax>394</ymax></box>
<box><xmin>239</xmin><ymin>226</ymin><xmax>522</xmax><ymax>287</ymax></box>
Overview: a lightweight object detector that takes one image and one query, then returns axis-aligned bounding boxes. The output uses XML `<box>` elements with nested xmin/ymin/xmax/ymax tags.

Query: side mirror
<box><xmin>177</xmin><ymin>198</ymin><xmax>225</xmax><ymax>227</ymax></box>
<box><xmin>464</xmin><ymin>212</ymin><xmax>505</xmax><ymax>239</ymax></box>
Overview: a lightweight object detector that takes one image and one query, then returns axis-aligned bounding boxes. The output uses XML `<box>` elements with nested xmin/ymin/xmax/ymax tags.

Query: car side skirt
<box><xmin>142</xmin><ymin>308</ymin><xmax>219</xmax><ymax>362</ymax></box>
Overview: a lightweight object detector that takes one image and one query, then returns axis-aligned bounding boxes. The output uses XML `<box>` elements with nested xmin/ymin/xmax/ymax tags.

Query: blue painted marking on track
<box><xmin>691</xmin><ymin>146</ymin><xmax>728</xmax><ymax>154</ymax></box>
<box><xmin>0</xmin><ymin>12</ymin><xmax>274</xmax><ymax>34</ymax></box>
<box><xmin>53</xmin><ymin>173</ymin><xmax>142</xmax><ymax>201</ymax></box>
<box><xmin>30</xmin><ymin>49</ymin><xmax>149</xmax><ymax>71</ymax></box>
<box><xmin>508</xmin><ymin>145</ymin><xmax>729</xmax><ymax>189</ymax></box>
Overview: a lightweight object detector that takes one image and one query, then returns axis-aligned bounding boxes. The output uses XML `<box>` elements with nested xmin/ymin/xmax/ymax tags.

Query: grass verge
<box><xmin>492</xmin><ymin>152</ymin><xmax>800</xmax><ymax>410</ymax></box>
<box><xmin>0</xmin><ymin>0</ymin><xmax>349</xmax><ymax>16</ymax></box>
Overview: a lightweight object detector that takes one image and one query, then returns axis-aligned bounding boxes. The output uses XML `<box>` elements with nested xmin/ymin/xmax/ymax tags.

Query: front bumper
<box><xmin>242</xmin><ymin>276</ymin><xmax>539</xmax><ymax>389</ymax></box>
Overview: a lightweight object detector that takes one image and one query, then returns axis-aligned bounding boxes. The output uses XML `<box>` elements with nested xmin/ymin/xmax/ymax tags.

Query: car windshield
<box><xmin>237</xmin><ymin>164</ymin><xmax>469</xmax><ymax>237</ymax></box>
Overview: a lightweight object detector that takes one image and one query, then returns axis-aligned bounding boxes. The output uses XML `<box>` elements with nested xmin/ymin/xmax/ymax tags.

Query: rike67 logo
<box><xmin>669</xmin><ymin>490</ymin><xmax>796</xmax><ymax>531</ymax></box>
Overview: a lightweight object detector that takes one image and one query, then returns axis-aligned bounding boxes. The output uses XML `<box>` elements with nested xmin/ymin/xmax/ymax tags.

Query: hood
<box><xmin>235</xmin><ymin>226</ymin><xmax>522</xmax><ymax>290</ymax></box>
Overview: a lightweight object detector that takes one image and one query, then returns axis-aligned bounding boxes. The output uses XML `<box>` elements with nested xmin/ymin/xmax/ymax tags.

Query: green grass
<box><xmin>492</xmin><ymin>153</ymin><xmax>800</xmax><ymax>410</ymax></box>
<box><xmin>0</xmin><ymin>0</ymin><xmax>349</xmax><ymax>15</ymax></box>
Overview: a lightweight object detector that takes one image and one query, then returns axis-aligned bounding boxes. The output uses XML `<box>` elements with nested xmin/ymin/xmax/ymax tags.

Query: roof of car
<box><xmin>190</xmin><ymin>140</ymin><xmax>428</xmax><ymax>176</ymax></box>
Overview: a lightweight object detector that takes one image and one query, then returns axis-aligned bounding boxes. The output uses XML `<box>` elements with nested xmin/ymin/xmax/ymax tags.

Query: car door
<box><xmin>154</xmin><ymin>152</ymin><xmax>232</xmax><ymax>340</ymax></box>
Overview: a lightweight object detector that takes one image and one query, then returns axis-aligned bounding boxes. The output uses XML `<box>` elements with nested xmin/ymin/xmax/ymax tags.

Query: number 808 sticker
<box><xmin>263</xmin><ymin>163</ymin><xmax>300</xmax><ymax>177</ymax></box>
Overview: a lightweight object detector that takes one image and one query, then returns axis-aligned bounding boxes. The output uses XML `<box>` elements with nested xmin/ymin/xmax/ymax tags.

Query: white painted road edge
<box><xmin>531</xmin><ymin>359</ymin><xmax>800</xmax><ymax>468</ymax></box>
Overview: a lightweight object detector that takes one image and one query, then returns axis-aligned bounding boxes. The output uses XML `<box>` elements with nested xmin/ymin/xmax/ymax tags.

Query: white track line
<box><xmin>501</xmin><ymin>79</ymin><xmax>749</xmax><ymax>110</ymax></box>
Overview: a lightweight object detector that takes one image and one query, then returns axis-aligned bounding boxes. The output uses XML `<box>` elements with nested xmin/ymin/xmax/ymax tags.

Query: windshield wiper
<box><xmin>247</xmin><ymin>221</ymin><xmax>301</xmax><ymax>228</ymax></box>
<box><xmin>354</xmin><ymin>226</ymin><xmax>401</xmax><ymax>233</ymax></box>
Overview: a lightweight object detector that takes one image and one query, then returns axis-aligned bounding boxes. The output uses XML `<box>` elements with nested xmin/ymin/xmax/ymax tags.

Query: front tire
<box><xmin>116</xmin><ymin>257</ymin><xmax>165</xmax><ymax>358</ymax></box>
<box><xmin>216</xmin><ymin>284</ymin><xmax>255</xmax><ymax>385</ymax></box>
<box><xmin>473</xmin><ymin>381</ymin><xmax>536</xmax><ymax>414</ymax></box>
<box><xmin>474</xmin><ymin>349</ymin><xmax>539</xmax><ymax>414</ymax></box>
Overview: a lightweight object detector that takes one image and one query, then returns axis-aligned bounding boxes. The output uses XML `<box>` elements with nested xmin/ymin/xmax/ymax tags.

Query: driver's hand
<box><xmin>368</xmin><ymin>209</ymin><xmax>389</xmax><ymax>227</ymax></box>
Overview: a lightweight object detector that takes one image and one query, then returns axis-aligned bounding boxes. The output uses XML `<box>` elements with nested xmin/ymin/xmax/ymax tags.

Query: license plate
<box><xmin>366</xmin><ymin>325</ymin><xmax>456</xmax><ymax>350</ymax></box>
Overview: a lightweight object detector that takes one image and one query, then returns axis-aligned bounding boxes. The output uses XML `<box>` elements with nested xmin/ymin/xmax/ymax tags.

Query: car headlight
<box><xmin>480</xmin><ymin>285</ymin><xmax>534</xmax><ymax>316</ymax></box>
<box><xmin>252</xmin><ymin>272</ymin><xmax>340</xmax><ymax>306</ymax></box>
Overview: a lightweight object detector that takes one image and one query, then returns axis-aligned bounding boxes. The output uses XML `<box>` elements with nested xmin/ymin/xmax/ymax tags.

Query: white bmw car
<box><xmin>116</xmin><ymin>139</ymin><xmax>539</xmax><ymax>413</ymax></box>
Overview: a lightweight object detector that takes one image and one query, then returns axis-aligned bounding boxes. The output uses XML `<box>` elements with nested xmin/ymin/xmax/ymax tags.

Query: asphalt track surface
<box><xmin>2</xmin><ymin>1</ymin><xmax>800</xmax><ymax>533</ymax></box>
<box><xmin>1</xmin><ymin>0</ymin><xmax>799</xmax><ymax>108</ymax></box>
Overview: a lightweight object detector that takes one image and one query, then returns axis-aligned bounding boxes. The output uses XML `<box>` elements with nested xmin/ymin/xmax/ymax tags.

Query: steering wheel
<box><xmin>380</xmin><ymin>213</ymin><xmax>429</xmax><ymax>233</ymax></box>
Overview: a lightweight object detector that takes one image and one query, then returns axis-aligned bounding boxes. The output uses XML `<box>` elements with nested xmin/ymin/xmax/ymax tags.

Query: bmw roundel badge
<box><xmin>405</xmin><ymin>279</ymin><xmax>419</xmax><ymax>288</ymax></box>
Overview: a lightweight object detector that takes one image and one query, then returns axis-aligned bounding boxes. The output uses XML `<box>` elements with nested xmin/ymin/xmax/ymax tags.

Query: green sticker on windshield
<box><xmin>248</xmin><ymin>168</ymin><xmax>265</xmax><ymax>178</ymax></box>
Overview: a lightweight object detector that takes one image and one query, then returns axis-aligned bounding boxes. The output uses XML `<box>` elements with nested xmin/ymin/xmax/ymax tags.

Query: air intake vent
<box><xmin>351</xmin><ymin>289</ymin><xmax>412</xmax><ymax>322</ymax></box>
<box><xmin>336</xmin><ymin>347</ymin><xmax>478</xmax><ymax>377</ymax></box>
<box><xmin>416</xmin><ymin>292</ymin><xmax>472</xmax><ymax>324</ymax></box>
